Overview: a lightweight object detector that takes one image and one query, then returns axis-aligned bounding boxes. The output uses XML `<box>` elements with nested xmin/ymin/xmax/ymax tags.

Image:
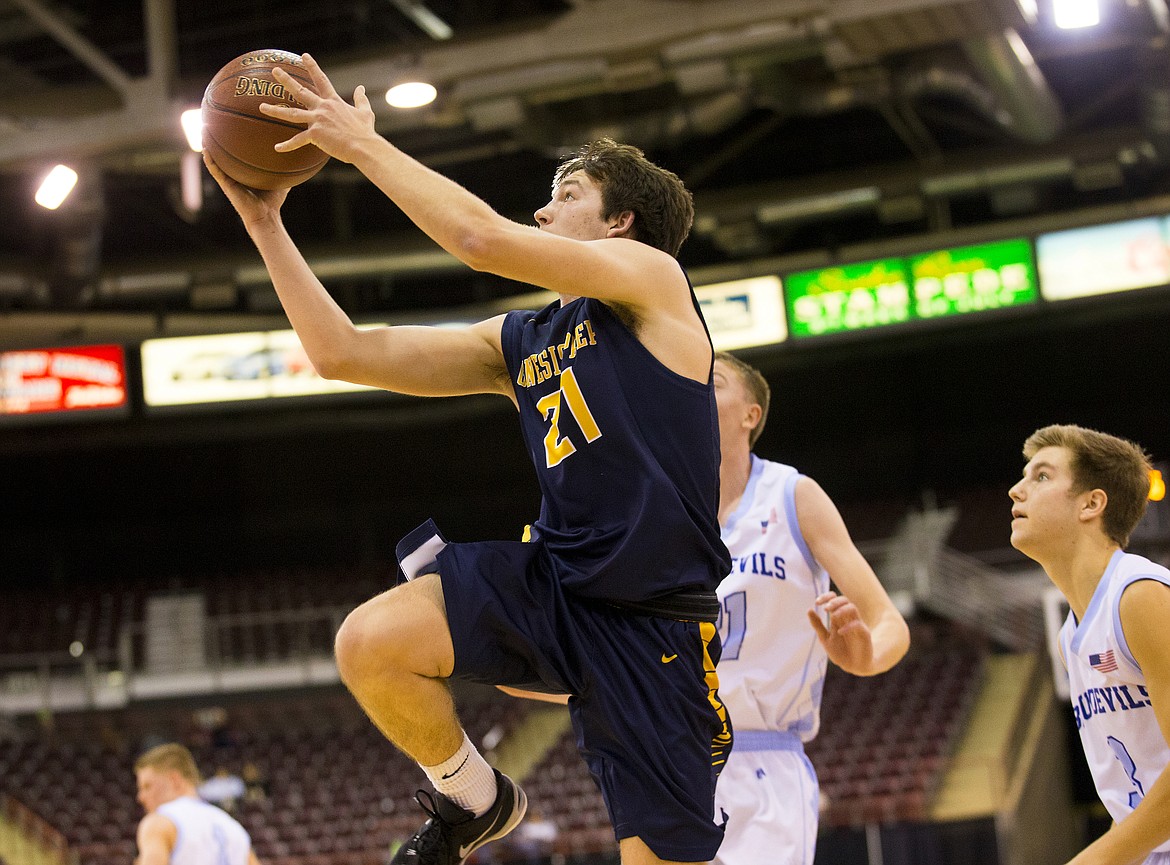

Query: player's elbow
<box><xmin>307</xmin><ymin>328</ymin><xmax>370</xmax><ymax>382</ymax></box>
<box><xmin>306</xmin><ymin>350</ymin><xmax>349</xmax><ymax>382</ymax></box>
<box><xmin>453</xmin><ymin>219</ymin><xmax>515</xmax><ymax>273</ymax></box>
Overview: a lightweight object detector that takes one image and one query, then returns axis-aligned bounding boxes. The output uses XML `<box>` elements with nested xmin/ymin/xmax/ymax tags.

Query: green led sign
<box><xmin>784</xmin><ymin>258</ymin><xmax>911</xmax><ymax>337</ymax></box>
<box><xmin>784</xmin><ymin>238</ymin><xmax>1036</xmax><ymax>338</ymax></box>
<box><xmin>910</xmin><ymin>238</ymin><xmax>1037</xmax><ymax>318</ymax></box>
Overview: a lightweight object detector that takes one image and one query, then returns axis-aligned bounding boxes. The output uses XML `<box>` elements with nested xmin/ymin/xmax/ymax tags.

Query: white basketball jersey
<box><xmin>717</xmin><ymin>456</ymin><xmax>830</xmax><ymax>739</ymax></box>
<box><xmin>1058</xmin><ymin>550</ymin><xmax>1170</xmax><ymax>855</ymax></box>
<box><xmin>157</xmin><ymin>796</ymin><xmax>253</xmax><ymax>865</ymax></box>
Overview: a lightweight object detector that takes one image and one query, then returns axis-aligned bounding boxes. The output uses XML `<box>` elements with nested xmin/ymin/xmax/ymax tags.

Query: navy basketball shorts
<box><xmin>432</xmin><ymin>537</ymin><xmax>732</xmax><ymax>863</ymax></box>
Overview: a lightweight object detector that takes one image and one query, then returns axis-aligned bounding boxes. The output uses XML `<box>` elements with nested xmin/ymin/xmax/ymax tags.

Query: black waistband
<box><xmin>602</xmin><ymin>589</ymin><xmax>720</xmax><ymax>623</ymax></box>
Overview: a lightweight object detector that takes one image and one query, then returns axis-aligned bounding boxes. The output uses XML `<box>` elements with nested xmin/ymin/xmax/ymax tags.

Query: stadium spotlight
<box><xmin>181</xmin><ymin>107</ymin><xmax>203</xmax><ymax>152</ymax></box>
<box><xmin>1053</xmin><ymin>0</ymin><xmax>1100</xmax><ymax>29</ymax></box>
<box><xmin>1151</xmin><ymin>469</ymin><xmax>1166</xmax><ymax>502</ymax></box>
<box><xmin>35</xmin><ymin>164</ymin><xmax>79</xmax><ymax>210</ymax></box>
<box><xmin>386</xmin><ymin>80</ymin><xmax>437</xmax><ymax>109</ymax></box>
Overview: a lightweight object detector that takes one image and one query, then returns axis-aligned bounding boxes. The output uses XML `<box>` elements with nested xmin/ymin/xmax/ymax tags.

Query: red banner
<box><xmin>0</xmin><ymin>344</ymin><xmax>127</xmax><ymax>416</ymax></box>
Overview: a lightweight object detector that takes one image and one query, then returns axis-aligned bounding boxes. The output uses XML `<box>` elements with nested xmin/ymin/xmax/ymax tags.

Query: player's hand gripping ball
<box><xmin>201</xmin><ymin>49</ymin><xmax>330</xmax><ymax>191</ymax></box>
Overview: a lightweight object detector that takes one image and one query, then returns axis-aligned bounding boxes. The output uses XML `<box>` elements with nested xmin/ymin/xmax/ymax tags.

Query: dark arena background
<box><xmin>4</xmin><ymin>2</ymin><xmax>1170</xmax><ymax>864</ymax></box>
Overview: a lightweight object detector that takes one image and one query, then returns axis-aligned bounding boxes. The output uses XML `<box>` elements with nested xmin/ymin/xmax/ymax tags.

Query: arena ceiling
<box><xmin>1</xmin><ymin>0</ymin><xmax>1169</xmax><ymax>341</ymax></box>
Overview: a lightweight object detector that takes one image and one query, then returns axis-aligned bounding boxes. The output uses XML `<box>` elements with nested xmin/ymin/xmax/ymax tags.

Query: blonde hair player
<box><xmin>134</xmin><ymin>743</ymin><xmax>262</xmax><ymax>865</ymax></box>
<box><xmin>711</xmin><ymin>351</ymin><xmax>910</xmax><ymax>865</ymax></box>
<box><xmin>1010</xmin><ymin>424</ymin><xmax>1170</xmax><ymax>865</ymax></box>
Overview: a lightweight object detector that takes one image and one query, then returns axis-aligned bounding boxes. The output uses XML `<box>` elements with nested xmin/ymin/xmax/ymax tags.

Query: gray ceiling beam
<box><xmin>0</xmin><ymin>0</ymin><xmax>1001</xmax><ymax>169</ymax></box>
<box><xmin>8</xmin><ymin>0</ymin><xmax>134</xmax><ymax>94</ymax></box>
<box><xmin>144</xmin><ymin>0</ymin><xmax>179</xmax><ymax>94</ymax></box>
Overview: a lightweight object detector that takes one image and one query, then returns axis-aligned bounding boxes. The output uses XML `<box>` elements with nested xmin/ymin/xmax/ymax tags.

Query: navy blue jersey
<box><xmin>501</xmin><ymin>291</ymin><xmax>729</xmax><ymax>603</ymax></box>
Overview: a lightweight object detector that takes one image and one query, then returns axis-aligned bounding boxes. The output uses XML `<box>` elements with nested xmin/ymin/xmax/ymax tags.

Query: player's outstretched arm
<box><xmin>259</xmin><ymin>55</ymin><xmax>695</xmax><ymax>318</ymax></box>
<box><xmin>206</xmin><ymin>156</ymin><xmax>511</xmax><ymax>399</ymax></box>
<box><xmin>796</xmin><ymin>477</ymin><xmax>910</xmax><ymax>676</ymax></box>
<box><xmin>1067</xmin><ymin>578</ymin><xmax>1170</xmax><ymax>865</ymax></box>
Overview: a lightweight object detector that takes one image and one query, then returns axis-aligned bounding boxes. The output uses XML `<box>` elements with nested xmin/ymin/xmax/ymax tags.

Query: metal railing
<box><xmin>0</xmin><ymin>507</ymin><xmax>1056</xmax><ymax>715</ymax></box>
<box><xmin>0</xmin><ymin>606</ymin><xmax>350</xmax><ymax>715</ymax></box>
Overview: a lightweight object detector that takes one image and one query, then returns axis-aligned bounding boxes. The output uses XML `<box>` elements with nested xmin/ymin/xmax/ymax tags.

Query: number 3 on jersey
<box><xmin>536</xmin><ymin>366</ymin><xmax>603</xmax><ymax>467</ymax></box>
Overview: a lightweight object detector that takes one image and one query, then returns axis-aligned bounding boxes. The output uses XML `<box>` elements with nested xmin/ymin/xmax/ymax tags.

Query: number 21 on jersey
<box><xmin>536</xmin><ymin>366</ymin><xmax>602</xmax><ymax>467</ymax></box>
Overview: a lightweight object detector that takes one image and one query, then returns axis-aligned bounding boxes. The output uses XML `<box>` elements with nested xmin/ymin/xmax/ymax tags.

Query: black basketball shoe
<box><xmin>389</xmin><ymin>769</ymin><xmax>527</xmax><ymax>865</ymax></box>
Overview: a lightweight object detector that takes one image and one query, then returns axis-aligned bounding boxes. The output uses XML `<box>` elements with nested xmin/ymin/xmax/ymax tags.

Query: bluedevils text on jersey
<box><xmin>500</xmin><ymin>294</ymin><xmax>728</xmax><ymax>604</ymax></box>
<box><xmin>716</xmin><ymin>457</ymin><xmax>829</xmax><ymax>739</ymax></box>
<box><xmin>1059</xmin><ymin>550</ymin><xmax>1170</xmax><ymax>853</ymax></box>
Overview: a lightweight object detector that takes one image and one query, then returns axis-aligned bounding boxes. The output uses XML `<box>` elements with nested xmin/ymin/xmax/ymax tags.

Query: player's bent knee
<box><xmin>334</xmin><ymin>575</ymin><xmax>452</xmax><ymax>683</ymax></box>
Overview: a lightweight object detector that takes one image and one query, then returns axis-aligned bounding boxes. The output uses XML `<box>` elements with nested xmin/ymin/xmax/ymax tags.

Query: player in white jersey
<box><xmin>1010</xmin><ymin>424</ymin><xmax>1170</xmax><ymax>865</ymax></box>
<box><xmin>710</xmin><ymin>352</ymin><xmax>911</xmax><ymax>865</ymax></box>
<box><xmin>134</xmin><ymin>743</ymin><xmax>261</xmax><ymax>865</ymax></box>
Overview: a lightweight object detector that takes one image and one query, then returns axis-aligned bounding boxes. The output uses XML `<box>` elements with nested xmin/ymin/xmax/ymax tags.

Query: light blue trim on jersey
<box><xmin>173</xmin><ymin>817</ymin><xmax>184</xmax><ymax>863</ymax></box>
<box><xmin>1059</xmin><ymin>614</ymin><xmax>1073</xmax><ymax>670</ymax></box>
<box><xmin>158</xmin><ymin>797</ymin><xmax>194</xmax><ymax>862</ymax></box>
<box><xmin>783</xmin><ymin>471</ymin><xmax>818</xmax><ymax>572</ymax></box>
<box><xmin>733</xmin><ymin>730</ymin><xmax>804</xmax><ymax>752</ymax></box>
<box><xmin>1112</xmin><ymin>571</ymin><xmax>1170</xmax><ymax>673</ymax></box>
<box><xmin>778</xmin><ymin>463</ymin><xmax>829</xmax><ymax>735</ymax></box>
<box><xmin>772</xmin><ymin>595</ymin><xmax>827</xmax><ymax>735</ymax></box>
<box><xmin>801</xmin><ymin>748</ymin><xmax>818</xmax><ymax>864</ymax></box>
<box><xmin>1070</xmin><ymin>550</ymin><xmax>1125</xmax><ymax>656</ymax></box>
<box><xmin>723</xmin><ymin>455</ymin><xmax>766</xmax><ymax>536</ymax></box>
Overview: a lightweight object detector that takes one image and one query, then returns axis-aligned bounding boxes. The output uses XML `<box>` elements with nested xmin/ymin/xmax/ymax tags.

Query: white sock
<box><xmin>421</xmin><ymin>733</ymin><xmax>498</xmax><ymax>817</ymax></box>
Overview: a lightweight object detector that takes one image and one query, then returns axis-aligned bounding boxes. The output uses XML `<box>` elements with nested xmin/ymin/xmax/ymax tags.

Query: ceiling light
<box><xmin>35</xmin><ymin>164</ymin><xmax>78</xmax><ymax>210</ymax></box>
<box><xmin>181</xmin><ymin>108</ymin><xmax>203</xmax><ymax>152</ymax></box>
<box><xmin>386</xmin><ymin>81</ymin><xmax>437</xmax><ymax>109</ymax></box>
<box><xmin>1053</xmin><ymin>0</ymin><xmax>1100</xmax><ymax>29</ymax></box>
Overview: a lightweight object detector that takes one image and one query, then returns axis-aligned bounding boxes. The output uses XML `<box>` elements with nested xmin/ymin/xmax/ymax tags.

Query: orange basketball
<box><xmin>201</xmin><ymin>49</ymin><xmax>329</xmax><ymax>191</ymax></box>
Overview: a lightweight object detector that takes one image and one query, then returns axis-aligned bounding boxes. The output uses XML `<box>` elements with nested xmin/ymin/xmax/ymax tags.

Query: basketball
<box><xmin>201</xmin><ymin>49</ymin><xmax>329</xmax><ymax>191</ymax></box>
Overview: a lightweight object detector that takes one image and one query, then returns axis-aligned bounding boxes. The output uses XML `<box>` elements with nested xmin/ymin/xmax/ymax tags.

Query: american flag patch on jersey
<box><xmin>1089</xmin><ymin>650</ymin><xmax>1118</xmax><ymax>673</ymax></box>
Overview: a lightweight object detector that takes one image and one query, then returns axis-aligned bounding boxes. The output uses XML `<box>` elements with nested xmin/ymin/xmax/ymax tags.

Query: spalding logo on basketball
<box><xmin>202</xmin><ymin>50</ymin><xmax>330</xmax><ymax>191</ymax></box>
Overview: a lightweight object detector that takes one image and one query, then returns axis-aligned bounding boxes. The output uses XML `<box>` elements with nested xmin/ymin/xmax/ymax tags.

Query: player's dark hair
<box><xmin>553</xmin><ymin>139</ymin><xmax>694</xmax><ymax>257</ymax></box>
<box><xmin>715</xmin><ymin>351</ymin><xmax>771</xmax><ymax>448</ymax></box>
<box><xmin>1023</xmin><ymin>424</ymin><xmax>1153</xmax><ymax>546</ymax></box>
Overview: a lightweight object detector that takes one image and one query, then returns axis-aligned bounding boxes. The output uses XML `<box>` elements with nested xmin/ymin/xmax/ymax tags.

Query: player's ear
<box><xmin>745</xmin><ymin>403</ymin><xmax>763</xmax><ymax>434</ymax></box>
<box><xmin>606</xmin><ymin>210</ymin><xmax>635</xmax><ymax>237</ymax></box>
<box><xmin>1080</xmin><ymin>488</ymin><xmax>1108</xmax><ymax>522</ymax></box>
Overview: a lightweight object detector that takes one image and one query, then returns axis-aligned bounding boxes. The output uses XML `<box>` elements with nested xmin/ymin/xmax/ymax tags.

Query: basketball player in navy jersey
<box><xmin>503</xmin><ymin>352</ymin><xmax>911</xmax><ymax>864</ymax></box>
<box><xmin>710</xmin><ymin>352</ymin><xmax>909</xmax><ymax>865</ymax></box>
<box><xmin>134</xmin><ymin>743</ymin><xmax>261</xmax><ymax>865</ymax></box>
<box><xmin>1010</xmin><ymin>425</ymin><xmax>1170</xmax><ymax>865</ymax></box>
<box><xmin>206</xmin><ymin>54</ymin><xmax>732</xmax><ymax>865</ymax></box>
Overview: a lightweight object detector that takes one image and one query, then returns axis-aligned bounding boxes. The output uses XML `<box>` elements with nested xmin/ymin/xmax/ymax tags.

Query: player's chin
<box><xmin>1008</xmin><ymin>526</ymin><xmax>1028</xmax><ymax>552</ymax></box>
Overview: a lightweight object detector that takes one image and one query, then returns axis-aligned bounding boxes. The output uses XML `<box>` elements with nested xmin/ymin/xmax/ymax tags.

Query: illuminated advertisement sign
<box><xmin>0</xmin><ymin>344</ymin><xmax>128</xmax><ymax>418</ymax></box>
<box><xmin>695</xmin><ymin>276</ymin><xmax>787</xmax><ymax>350</ymax></box>
<box><xmin>1037</xmin><ymin>217</ymin><xmax>1170</xmax><ymax>300</ymax></box>
<box><xmin>785</xmin><ymin>238</ymin><xmax>1036</xmax><ymax>338</ymax></box>
<box><xmin>141</xmin><ymin>328</ymin><xmax>384</xmax><ymax>408</ymax></box>
<box><xmin>909</xmin><ymin>238</ymin><xmax>1037</xmax><ymax>318</ymax></box>
<box><xmin>784</xmin><ymin>258</ymin><xmax>911</xmax><ymax>337</ymax></box>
